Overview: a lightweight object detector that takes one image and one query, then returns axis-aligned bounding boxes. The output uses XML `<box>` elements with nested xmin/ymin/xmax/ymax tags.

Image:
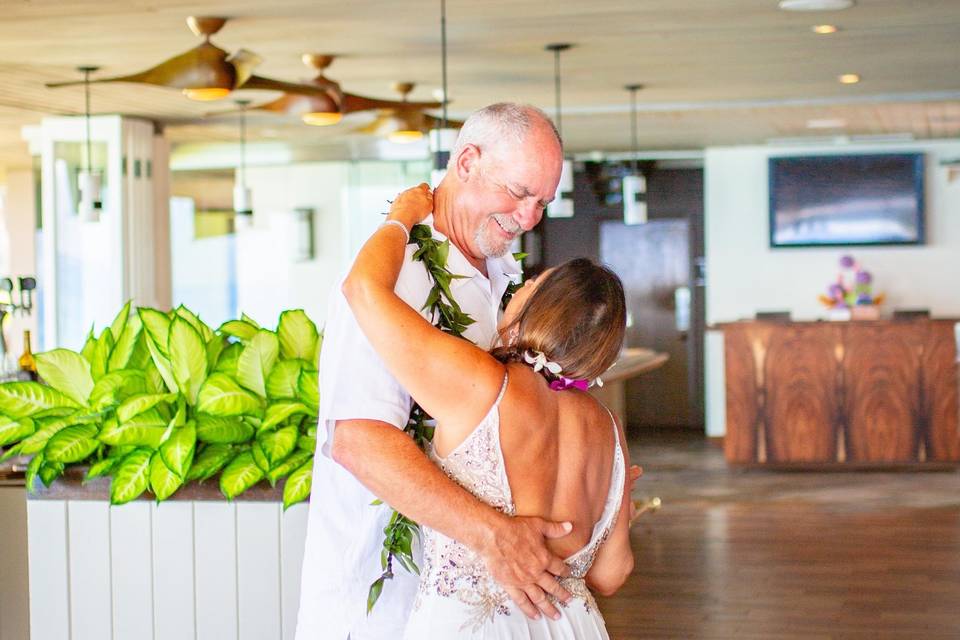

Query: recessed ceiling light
<box><xmin>807</xmin><ymin>118</ymin><xmax>846</xmax><ymax>129</ymax></box>
<box><xmin>812</xmin><ymin>24</ymin><xmax>839</xmax><ymax>34</ymax></box>
<box><xmin>838</xmin><ymin>73</ymin><xmax>860</xmax><ymax>84</ymax></box>
<box><xmin>779</xmin><ymin>0</ymin><xmax>854</xmax><ymax>10</ymax></box>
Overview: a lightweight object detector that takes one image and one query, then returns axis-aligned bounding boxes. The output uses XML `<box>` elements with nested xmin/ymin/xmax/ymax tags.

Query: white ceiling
<box><xmin>1</xmin><ymin>0</ymin><xmax>958</xmax><ymax>175</ymax></box>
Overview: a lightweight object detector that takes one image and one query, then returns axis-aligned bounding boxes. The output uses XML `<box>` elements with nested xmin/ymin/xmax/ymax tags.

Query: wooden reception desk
<box><xmin>719</xmin><ymin>319</ymin><xmax>959</xmax><ymax>467</ymax></box>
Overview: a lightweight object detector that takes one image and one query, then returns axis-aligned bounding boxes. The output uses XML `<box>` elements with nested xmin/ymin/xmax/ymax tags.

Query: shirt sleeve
<box><xmin>316</xmin><ymin>257</ymin><xmax>430</xmax><ymax>458</ymax></box>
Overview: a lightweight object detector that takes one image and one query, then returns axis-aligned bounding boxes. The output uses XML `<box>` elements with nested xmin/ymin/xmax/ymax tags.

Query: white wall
<box><xmin>704</xmin><ymin>139</ymin><xmax>960</xmax><ymax>437</ymax></box>
<box><xmin>237</xmin><ymin>161</ymin><xmax>428</xmax><ymax>330</ymax></box>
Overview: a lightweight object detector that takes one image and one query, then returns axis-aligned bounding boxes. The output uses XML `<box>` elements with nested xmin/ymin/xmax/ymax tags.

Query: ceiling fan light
<box><xmin>301</xmin><ymin>111</ymin><xmax>343</xmax><ymax>126</ymax></box>
<box><xmin>388</xmin><ymin>130</ymin><xmax>424</xmax><ymax>144</ymax></box>
<box><xmin>182</xmin><ymin>87</ymin><xmax>231</xmax><ymax>101</ymax></box>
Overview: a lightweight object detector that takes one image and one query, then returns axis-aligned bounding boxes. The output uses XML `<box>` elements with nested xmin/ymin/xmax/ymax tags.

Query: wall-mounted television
<box><xmin>768</xmin><ymin>153</ymin><xmax>925</xmax><ymax>248</ymax></box>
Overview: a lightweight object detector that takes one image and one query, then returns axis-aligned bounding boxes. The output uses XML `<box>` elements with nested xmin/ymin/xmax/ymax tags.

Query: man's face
<box><xmin>457</xmin><ymin>126</ymin><xmax>562</xmax><ymax>259</ymax></box>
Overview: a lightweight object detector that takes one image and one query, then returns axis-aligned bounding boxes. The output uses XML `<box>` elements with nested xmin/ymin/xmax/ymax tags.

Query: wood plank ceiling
<box><xmin>0</xmin><ymin>0</ymin><xmax>958</xmax><ymax>174</ymax></box>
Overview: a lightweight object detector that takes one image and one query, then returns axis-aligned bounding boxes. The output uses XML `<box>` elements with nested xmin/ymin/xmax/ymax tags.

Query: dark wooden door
<box><xmin>600</xmin><ymin>219</ymin><xmax>697</xmax><ymax>428</ymax></box>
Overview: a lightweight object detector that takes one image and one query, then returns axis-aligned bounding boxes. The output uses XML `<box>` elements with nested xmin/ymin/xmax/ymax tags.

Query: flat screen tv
<box><xmin>768</xmin><ymin>153</ymin><xmax>924</xmax><ymax>248</ymax></box>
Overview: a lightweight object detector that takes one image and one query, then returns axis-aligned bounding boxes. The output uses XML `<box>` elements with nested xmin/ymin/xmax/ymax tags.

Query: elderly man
<box><xmin>295</xmin><ymin>103</ymin><xmax>567</xmax><ymax>640</ymax></box>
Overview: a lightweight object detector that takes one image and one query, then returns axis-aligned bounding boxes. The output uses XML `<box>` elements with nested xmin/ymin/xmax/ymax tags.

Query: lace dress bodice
<box><xmin>412</xmin><ymin>374</ymin><xmax>626</xmax><ymax>634</ymax></box>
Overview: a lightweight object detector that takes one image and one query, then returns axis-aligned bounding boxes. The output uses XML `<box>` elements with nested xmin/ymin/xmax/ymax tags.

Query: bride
<box><xmin>342</xmin><ymin>183</ymin><xmax>634</xmax><ymax>639</ymax></box>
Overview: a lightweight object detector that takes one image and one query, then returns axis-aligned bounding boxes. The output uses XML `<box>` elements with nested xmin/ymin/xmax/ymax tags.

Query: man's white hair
<box><xmin>448</xmin><ymin>103</ymin><xmax>562</xmax><ymax>168</ymax></box>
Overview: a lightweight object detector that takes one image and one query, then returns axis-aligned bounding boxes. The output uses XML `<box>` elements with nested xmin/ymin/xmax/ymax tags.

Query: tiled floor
<box><xmin>598</xmin><ymin>429</ymin><xmax>960</xmax><ymax>639</ymax></box>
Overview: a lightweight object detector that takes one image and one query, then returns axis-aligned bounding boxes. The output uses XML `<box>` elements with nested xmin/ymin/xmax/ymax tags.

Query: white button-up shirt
<box><xmin>295</xmin><ymin>219</ymin><xmax>520</xmax><ymax>640</ymax></box>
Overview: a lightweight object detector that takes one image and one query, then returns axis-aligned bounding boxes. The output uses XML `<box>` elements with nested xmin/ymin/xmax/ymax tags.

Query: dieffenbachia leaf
<box><xmin>144</xmin><ymin>337</ymin><xmax>178</xmax><ymax>394</ymax></box>
<box><xmin>265</xmin><ymin>360</ymin><xmax>304</xmax><ymax>400</ymax></box>
<box><xmin>160</xmin><ymin>421</ymin><xmax>196</xmax><ymax>479</ymax></box>
<box><xmin>0</xmin><ymin>415</ymin><xmax>35</xmax><ymax>447</ymax></box>
<box><xmin>297</xmin><ymin>370</ymin><xmax>319</xmax><ymax>414</ymax></box>
<box><xmin>0</xmin><ymin>382</ymin><xmax>80</xmax><ymax>419</ymax></box>
<box><xmin>149</xmin><ymin>451</ymin><xmax>183</xmax><ymax>501</ymax></box>
<box><xmin>185</xmin><ymin>443</ymin><xmax>233</xmax><ymax>482</ymax></box>
<box><xmin>219</xmin><ymin>451</ymin><xmax>264</xmax><ymax>500</ymax></box>
<box><xmin>89</xmin><ymin>371</ymin><xmax>147</xmax><ymax>411</ymax></box>
<box><xmin>213</xmin><ymin>342</ymin><xmax>243</xmax><ymax>376</ymax></box>
<box><xmin>91</xmin><ymin>329</ymin><xmax>115</xmax><ymax>381</ymax></box>
<box><xmin>44</xmin><ymin>423</ymin><xmax>99</xmax><ymax>463</ymax></box>
<box><xmin>266</xmin><ymin>450</ymin><xmax>312</xmax><ymax>486</ymax></box>
<box><xmin>117</xmin><ymin>393</ymin><xmax>177</xmax><ymax>424</ymax></box>
<box><xmin>283</xmin><ymin>459</ymin><xmax>312</xmax><ymax>510</ymax></box>
<box><xmin>18</xmin><ymin>413</ymin><xmax>84</xmax><ymax>454</ymax></box>
<box><xmin>99</xmin><ymin>411</ymin><xmax>167</xmax><ymax>448</ymax></box>
<box><xmin>168</xmin><ymin>316</ymin><xmax>208</xmax><ymax>404</ymax></box>
<box><xmin>277</xmin><ymin>310</ymin><xmax>319</xmax><ymax>361</ymax></box>
<box><xmin>217</xmin><ymin>320</ymin><xmax>259</xmax><ymax>342</ymax></box>
<box><xmin>175</xmin><ymin>305</ymin><xmax>214</xmax><ymax>344</ymax></box>
<box><xmin>236</xmin><ymin>330</ymin><xmax>279</xmax><ymax>398</ymax></box>
<box><xmin>197</xmin><ymin>373</ymin><xmax>262</xmax><ymax>417</ymax></box>
<box><xmin>110</xmin><ymin>448</ymin><xmax>152</xmax><ymax>505</ymax></box>
<box><xmin>195</xmin><ymin>415</ymin><xmax>254</xmax><ymax>444</ymax></box>
<box><xmin>35</xmin><ymin>349</ymin><xmax>95</xmax><ymax>407</ymax></box>
<box><xmin>109</xmin><ymin>300</ymin><xmax>132</xmax><ymax>343</ymax></box>
<box><xmin>108</xmin><ymin>313</ymin><xmax>143</xmax><ymax>372</ymax></box>
<box><xmin>260</xmin><ymin>402</ymin><xmax>310</xmax><ymax>432</ymax></box>
<box><xmin>138</xmin><ymin>308</ymin><xmax>172</xmax><ymax>358</ymax></box>
<box><xmin>257</xmin><ymin>424</ymin><xmax>298</xmax><ymax>468</ymax></box>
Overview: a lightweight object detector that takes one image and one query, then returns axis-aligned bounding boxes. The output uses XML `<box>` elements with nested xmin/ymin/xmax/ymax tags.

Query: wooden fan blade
<box><xmin>353</xmin><ymin>113</ymin><xmax>394</xmax><ymax>135</ymax></box>
<box><xmin>341</xmin><ymin>92</ymin><xmax>441</xmax><ymax>114</ymax></box>
<box><xmin>46</xmin><ymin>42</ymin><xmax>235</xmax><ymax>91</ymax></box>
<box><xmin>423</xmin><ymin>114</ymin><xmax>465</xmax><ymax>129</ymax></box>
<box><xmin>210</xmin><ymin>93</ymin><xmax>338</xmax><ymax>118</ymax></box>
<box><xmin>240</xmin><ymin>74</ymin><xmax>341</xmax><ymax>103</ymax></box>
<box><xmin>226</xmin><ymin>48</ymin><xmax>262</xmax><ymax>87</ymax></box>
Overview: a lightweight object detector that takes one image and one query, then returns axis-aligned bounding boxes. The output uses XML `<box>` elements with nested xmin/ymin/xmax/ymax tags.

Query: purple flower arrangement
<box><xmin>818</xmin><ymin>255</ymin><xmax>885</xmax><ymax>310</ymax></box>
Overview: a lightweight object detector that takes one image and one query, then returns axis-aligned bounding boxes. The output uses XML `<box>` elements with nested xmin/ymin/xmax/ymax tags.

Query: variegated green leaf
<box><xmin>39</xmin><ymin>460</ymin><xmax>64</xmax><ymax>487</ymax></box>
<box><xmin>175</xmin><ymin>305</ymin><xmax>214</xmax><ymax>343</ymax></box>
<box><xmin>217</xmin><ymin>320</ymin><xmax>259</xmax><ymax>342</ymax></box>
<box><xmin>80</xmin><ymin>326</ymin><xmax>97</xmax><ymax>365</ymax></box>
<box><xmin>260</xmin><ymin>402</ymin><xmax>310</xmax><ymax>432</ymax></box>
<box><xmin>297</xmin><ymin>433</ymin><xmax>316</xmax><ymax>453</ymax></box>
<box><xmin>241</xmin><ymin>313</ymin><xmax>260</xmax><ymax>328</ymax></box>
<box><xmin>258</xmin><ymin>425</ymin><xmax>297</xmax><ymax>467</ymax></box>
<box><xmin>219</xmin><ymin>451</ymin><xmax>264</xmax><ymax>500</ymax></box>
<box><xmin>0</xmin><ymin>415</ymin><xmax>35</xmax><ymax>446</ymax></box>
<box><xmin>266</xmin><ymin>450</ymin><xmax>312</xmax><ymax>486</ymax></box>
<box><xmin>168</xmin><ymin>316</ymin><xmax>208</xmax><ymax>403</ymax></box>
<box><xmin>18</xmin><ymin>413</ymin><xmax>84</xmax><ymax>454</ymax></box>
<box><xmin>108</xmin><ymin>313</ymin><xmax>142</xmax><ymax>371</ymax></box>
<box><xmin>160</xmin><ymin>421</ymin><xmax>196</xmax><ymax>479</ymax></box>
<box><xmin>89</xmin><ymin>370</ymin><xmax>147</xmax><ymax>410</ymax></box>
<box><xmin>206</xmin><ymin>336</ymin><xmax>226</xmax><ymax>371</ymax></box>
<box><xmin>251</xmin><ymin>440</ymin><xmax>271</xmax><ymax>473</ymax></box>
<box><xmin>138</xmin><ymin>307</ymin><xmax>172</xmax><ymax>357</ymax></box>
<box><xmin>85</xmin><ymin>454</ymin><xmax>121</xmax><ymax>482</ymax></box>
<box><xmin>186</xmin><ymin>443</ymin><xmax>233</xmax><ymax>482</ymax></box>
<box><xmin>265</xmin><ymin>359</ymin><xmax>304</xmax><ymax>399</ymax></box>
<box><xmin>109</xmin><ymin>300</ymin><xmax>132</xmax><ymax>342</ymax></box>
<box><xmin>149</xmin><ymin>451</ymin><xmax>183</xmax><ymax>501</ymax></box>
<box><xmin>24</xmin><ymin>452</ymin><xmax>43</xmax><ymax>492</ymax></box>
<box><xmin>117</xmin><ymin>393</ymin><xmax>177</xmax><ymax>424</ymax></box>
<box><xmin>0</xmin><ymin>382</ymin><xmax>80</xmax><ymax>418</ymax></box>
<box><xmin>197</xmin><ymin>373</ymin><xmax>262</xmax><ymax>417</ymax></box>
<box><xmin>297</xmin><ymin>370</ymin><xmax>319</xmax><ymax>414</ymax></box>
<box><xmin>35</xmin><ymin>349</ymin><xmax>94</xmax><ymax>407</ymax></box>
<box><xmin>237</xmin><ymin>330</ymin><xmax>279</xmax><ymax>398</ymax></box>
<box><xmin>99</xmin><ymin>411</ymin><xmax>167</xmax><ymax>448</ymax></box>
<box><xmin>213</xmin><ymin>342</ymin><xmax>243</xmax><ymax>376</ymax></box>
<box><xmin>283</xmin><ymin>459</ymin><xmax>312</xmax><ymax>510</ymax></box>
<box><xmin>144</xmin><ymin>337</ymin><xmax>178</xmax><ymax>394</ymax></box>
<box><xmin>110</xmin><ymin>448</ymin><xmax>152</xmax><ymax>505</ymax></box>
<box><xmin>277</xmin><ymin>310</ymin><xmax>319</xmax><ymax>361</ymax></box>
<box><xmin>91</xmin><ymin>329</ymin><xmax>115</xmax><ymax>380</ymax></box>
<box><xmin>44</xmin><ymin>423</ymin><xmax>99</xmax><ymax>463</ymax></box>
<box><xmin>195</xmin><ymin>415</ymin><xmax>253</xmax><ymax>443</ymax></box>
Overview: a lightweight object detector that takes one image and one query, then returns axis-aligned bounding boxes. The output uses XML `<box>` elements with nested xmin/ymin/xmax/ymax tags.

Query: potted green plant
<box><xmin>0</xmin><ymin>302</ymin><xmax>320</xmax><ymax>509</ymax></box>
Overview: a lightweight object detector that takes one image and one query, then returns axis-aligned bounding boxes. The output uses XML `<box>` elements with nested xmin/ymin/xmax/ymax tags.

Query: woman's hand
<box><xmin>388</xmin><ymin>183</ymin><xmax>434</xmax><ymax>231</ymax></box>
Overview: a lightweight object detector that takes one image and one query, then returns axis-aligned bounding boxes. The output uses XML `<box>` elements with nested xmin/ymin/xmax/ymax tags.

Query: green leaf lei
<box><xmin>367</xmin><ymin>224</ymin><xmax>522</xmax><ymax>613</ymax></box>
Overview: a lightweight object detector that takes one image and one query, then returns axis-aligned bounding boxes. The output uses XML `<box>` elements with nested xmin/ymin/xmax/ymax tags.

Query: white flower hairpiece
<box><xmin>593</xmin><ymin>377</ymin><xmax>604</xmax><ymax>388</ymax></box>
<box><xmin>523</xmin><ymin>349</ymin><xmax>562</xmax><ymax>375</ymax></box>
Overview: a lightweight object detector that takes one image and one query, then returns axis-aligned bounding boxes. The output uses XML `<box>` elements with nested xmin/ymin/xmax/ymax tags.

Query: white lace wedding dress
<box><xmin>404</xmin><ymin>374</ymin><xmax>626</xmax><ymax>639</ymax></box>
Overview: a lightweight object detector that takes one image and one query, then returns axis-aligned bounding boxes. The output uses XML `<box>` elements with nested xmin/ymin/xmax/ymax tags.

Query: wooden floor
<box><xmin>598</xmin><ymin>430</ymin><xmax>960</xmax><ymax>639</ymax></box>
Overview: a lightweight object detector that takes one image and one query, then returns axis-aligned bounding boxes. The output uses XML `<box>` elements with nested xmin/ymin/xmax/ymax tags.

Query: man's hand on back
<box><xmin>477</xmin><ymin>514</ymin><xmax>574</xmax><ymax>621</ymax></box>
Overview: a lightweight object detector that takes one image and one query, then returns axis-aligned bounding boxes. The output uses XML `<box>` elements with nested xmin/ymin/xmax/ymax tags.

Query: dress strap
<box><xmin>493</xmin><ymin>372</ymin><xmax>509</xmax><ymax>407</ymax></box>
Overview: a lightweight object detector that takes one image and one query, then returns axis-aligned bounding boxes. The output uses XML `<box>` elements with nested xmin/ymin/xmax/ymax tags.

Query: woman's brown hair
<box><xmin>492</xmin><ymin>258</ymin><xmax>626</xmax><ymax>382</ymax></box>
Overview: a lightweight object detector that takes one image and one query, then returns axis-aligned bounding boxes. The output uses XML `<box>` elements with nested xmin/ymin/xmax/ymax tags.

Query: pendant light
<box><xmin>233</xmin><ymin>99</ymin><xmax>253</xmax><ymax>216</ymax></box>
<box><xmin>622</xmin><ymin>84</ymin><xmax>648</xmax><ymax>225</ymax></box>
<box><xmin>429</xmin><ymin>0</ymin><xmax>459</xmax><ymax>186</ymax></box>
<box><xmin>77</xmin><ymin>65</ymin><xmax>102</xmax><ymax>222</ymax></box>
<box><xmin>545</xmin><ymin>44</ymin><xmax>574</xmax><ymax>219</ymax></box>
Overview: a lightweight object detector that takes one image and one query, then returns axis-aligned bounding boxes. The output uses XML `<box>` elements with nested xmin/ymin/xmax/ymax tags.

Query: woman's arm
<box><xmin>341</xmin><ymin>184</ymin><xmax>506</xmax><ymax>435</ymax></box>
<box><xmin>585</xmin><ymin>415</ymin><xmax>636</xmax><ymax>597</ymax></box>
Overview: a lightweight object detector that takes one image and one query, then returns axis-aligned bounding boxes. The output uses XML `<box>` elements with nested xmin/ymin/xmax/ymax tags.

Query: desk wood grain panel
<box><xmin>723</xmin><ymin>326</ymin><xmax>760</xmax><ymax>463</ymax></box>
<box><xmin>923</xmin><ymin>321</ymin><xmax>960</xmax><ymax>461</ymax></box>
<box><xmin>763</xmin><ymin>325</ymin><xmax>839</xmax><ymax>463</ymax></box>
<box><xmin>843</xmin><ymin>324</ymin><xmax>920</xmax><ymax>462</ymax></box>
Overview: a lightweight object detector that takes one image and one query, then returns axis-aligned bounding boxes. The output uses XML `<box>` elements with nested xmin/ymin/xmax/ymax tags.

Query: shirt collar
<box><xmin>422</xmin><ymin>216</ymin><xmax>522</xmax><ymax>294</ymax></box>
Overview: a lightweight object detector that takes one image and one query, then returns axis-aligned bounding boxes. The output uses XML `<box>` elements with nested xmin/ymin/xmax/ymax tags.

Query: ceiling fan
<box><xmin>354</xmin><ymin>82</ymin><xmax>464</xmax><ymax>143</ymax></box>
<box><xmin>208</xmin><ymin>54</ymin><xmax>444</xmax><ymax>127</ymax></box>
<box><xmin>45</xmin><ymin>16</ymin><xmax>340</xmax><ymax>102</ymax></box>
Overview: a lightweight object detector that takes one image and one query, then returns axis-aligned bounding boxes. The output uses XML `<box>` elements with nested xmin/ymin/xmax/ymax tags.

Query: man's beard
<box><xmin>475</xmin><ymin>214</ymin><xmax>521</xmax><ymax>258</ymax></box>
